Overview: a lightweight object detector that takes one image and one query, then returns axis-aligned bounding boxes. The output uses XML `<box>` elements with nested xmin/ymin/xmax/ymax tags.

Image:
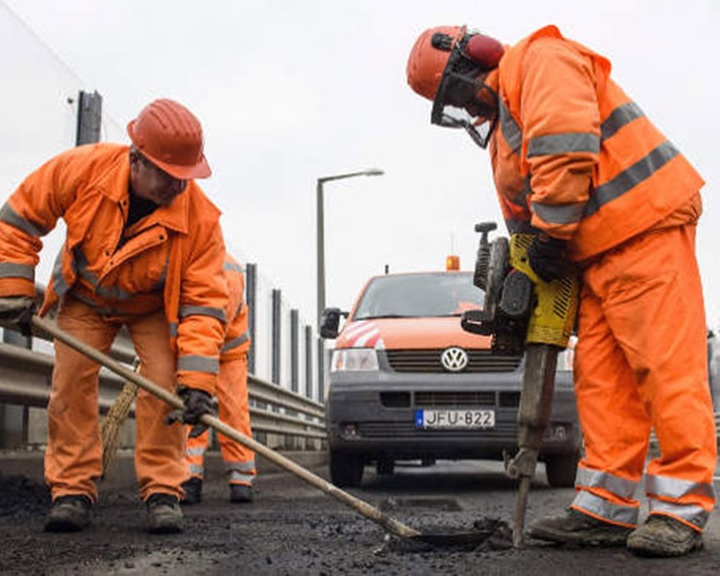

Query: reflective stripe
<box><xmin>177</xmin><ymin>355</ymin><xmax>220</xmax><ymax>374</ymax></box>
<box><xmin>52</xmin><ymin>249</ymin><xmax>70</xmax><ymax>297</ymax></box>
<box><xmin>188</xmin><ymin>463</ymin><xmax>204</xmax><ymax>475</ymax></box>
<box><xmin>648</xmin><ymin>501</ymin><xmax>709</xmax><ymax>530</ymax></box>
<box><xmin>74</xmin><ymin>248</ymin><xmax>134</xmax><ymax>301</ymax></box>
<box><xmin>93</xmin><ymin>283</ymin><xmax>134</xmax><ymax>301</ymax></box>
<box><xmin>601</xmin><ymin>102</ymin><xmax>645</xmax><ymax>141</ymax></box>
<box><xmin>228</xmin><ymin>472</ymin><xmax>255</xmax><ymax>485</ymax></box>
<box><xmin>235</xmin><ymin>301</ymin><xmax>244</xmax><ymax>316</ymax></box>
<box><xmin>186</xmin><ymin>446</ymin><xmax>206</xmax><ymax>457</ymax></box>
<box><xmin>225</xmin><ymin>460</ymin><xmax>256</xmax><ymax>473</ymax></box>
<box><xmin>179</xmin><ymin>305</ymin><xmax>226</xmax><ymax>323</ymax></box>
<box><xmin>575</xmin><ymin>466</ymin><xmax>638</xmax><ymax>499</ymax></box>
<box><xmin>586</xmin><ymin>141</ymin><xmax>680</xmax><ymax>217</ymax></box>
<box><xmin>573</xmin><ymin>490</ymin><xmax>639</xmax><ymax>526</ymax></box>
<box><xmin>0</xmin><ymin>203</ymin><xmax>49</xmax><ymax>237</ymax></box>
<box><xmin>221</xmin><ymin>332</ymin><xmax>249</xmax><ymax>353</ymax></box>
<box><xmin>507</xmin><ymin>179</ymin><xmax>530</xmax><ymax>209</ymax></box>
<box><xmin>70</xmin><ymin>292</ymin><xmax>126</xmax><ymax>316</ymax></box>
<box><xmin>646</xmin><ymin>473</ymin><xmax>716</xmax><ymax>501</ymax></box>
<box><xmin>531</xmin><ymin>200</ymin><xmax>587</xmax><ymax>225</ymax></box>
<box><xmin>500</xmin><ymin>100</ymin><xmax>674</xmax><ymax>226</ymax></box>
<box><xmin>169</xmin><ymin>322</ymin><xmax>178</xmax><ymax>337</ymax></box>
<box><xmin>499</xmin><ymin>99</ymin><xmax>522</xmax><ymax>154</ymax></box>
<box><xmin>527</xmin><ymin>132</ymin><xmax>600</xmax><ymax>157</ymax></box>
<box><xmin>224</xmin><ymin>261</ymin><xmax>244</xmax><ymax>273</ymax></box>
<box><xmin>0</xmin><ymin>262</ymin><xmax>34</xmax><ymax>281</ymax></box>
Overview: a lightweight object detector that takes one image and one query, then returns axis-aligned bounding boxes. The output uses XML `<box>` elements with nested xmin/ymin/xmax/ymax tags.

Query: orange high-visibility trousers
<box><xmin>45</xmin><ymin>298</ymin><xmax>186</xmax><ymax>502</ymax></box>
<box><xmin>186</xmin><ymin>354</ymin><xmax>256</xmax><ymax>486</ymax></box>
<box><xmin>572</xmin><ymin>224</ymin><xmax>717</xmax><ymax>531</ymax></box>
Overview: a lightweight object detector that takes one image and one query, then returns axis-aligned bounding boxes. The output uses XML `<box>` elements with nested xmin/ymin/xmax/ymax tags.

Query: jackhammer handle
<box><xmin>31</xmin><ymin>314</ymin><xmax>422</xmax><ymax>540</ymax></box>
<box><xmin>474</xmin><ymin>221</ymin><xmax>497</xmax><ymax>234</ymax></box>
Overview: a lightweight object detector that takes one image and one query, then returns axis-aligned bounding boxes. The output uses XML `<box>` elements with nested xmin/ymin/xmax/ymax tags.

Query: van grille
<box><xmin>415</xmin><ymin>391</ymin><xmax>496</xmax><ymax>406</ymax></box>
<box><xmin>385</xmin><ymin>349</ymin><xmax>521</xmax><ymax>373</ymax></box>
<box><xmin>414</xmin><ymin>391</ymin><xmax>520</xmax><ymax>408</ymax></box>
<box><xmin>358</xmin><ymin>420</ymin><xmax>518</xmax><ymax>438</ymax></box>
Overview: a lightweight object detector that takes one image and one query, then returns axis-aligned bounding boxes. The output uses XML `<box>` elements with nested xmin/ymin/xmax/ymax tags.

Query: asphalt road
<box><xmin>1</xmin><ymin>457</ymin><xmax>719</xmax><ymax>575</ymax></box>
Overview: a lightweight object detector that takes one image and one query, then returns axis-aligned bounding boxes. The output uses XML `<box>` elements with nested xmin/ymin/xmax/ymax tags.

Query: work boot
<box><xmin>229</xmin><ymin>484</ymin><xmax>254</xmax><ymax>504</ymax></box>
<box><xmin>529</xmin><ymin>508</ymin><xmax>632</xmax><ymax>546</ymax></box>
<box><xmin>180</xmin><ymin>477</ymin><xmax>203</xmax><ymax>505</ymax></box>
<box><xmin>146</xmin><ymin>493</ymin><xmax>183</xmax><ymax>534</ymax></box>
<box><xmin>44</xmin><ymin>495</ymin><xmax>93</xmax><ymax>533</ymax></box>
<box><xmin>627</xmin><ymin>514</ymin><xmax>703</xmax><ymax>557</ymax></box>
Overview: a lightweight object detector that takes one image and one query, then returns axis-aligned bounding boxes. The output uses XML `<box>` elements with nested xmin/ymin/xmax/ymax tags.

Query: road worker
<box><xmin>180</xmin><ymin>252</ymin><xmax>257</xmax><ymax>504</ymax></box>
<box><xmin>0</xmin><ymin>98</ymin><xmax>228</xmax><ymax>534</ymax></box>
<box><xmin>406</xmin><ymin>25</ymin><xmax>716</xmax><ymax>557</ymax></box>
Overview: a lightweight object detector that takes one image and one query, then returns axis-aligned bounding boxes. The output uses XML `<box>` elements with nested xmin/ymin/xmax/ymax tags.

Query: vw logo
<box><xmin>441</xmin><ymin>347</ymin><xmax>468</xmax><ymax>372</ymax></box>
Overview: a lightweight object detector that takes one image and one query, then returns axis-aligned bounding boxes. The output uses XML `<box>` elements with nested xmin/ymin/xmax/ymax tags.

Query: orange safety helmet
<box><xmin>406</xmin><ymin>26</ymin><xmax>466</xmax><ymax>101</ymax></box>
<box><xmin>407</xmin><ymin>25</ymin><xmax>504</xmax><ymax>101</ymax></box>
<box><xmin>127</xmin><ymin>98</ymin><xmax>211</xmax><ymax>180</ymax></box>
<box><xmin>407</xmin><ymin>25</ymin><xmax>505</xmax><ymax>149</ymax></box>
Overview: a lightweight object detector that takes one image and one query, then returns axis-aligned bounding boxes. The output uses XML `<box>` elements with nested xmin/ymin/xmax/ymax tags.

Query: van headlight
<box><xmin>331</xmin><ymin>349</ymin><xmax>379</xmax><ymax>372</ymax></box>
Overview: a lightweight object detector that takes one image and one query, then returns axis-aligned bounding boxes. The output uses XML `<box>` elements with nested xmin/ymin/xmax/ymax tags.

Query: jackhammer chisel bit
<box><xmin>505</xmin><ymin>344</ymin><xmax>558</xmax><ymax>547</ymax></box>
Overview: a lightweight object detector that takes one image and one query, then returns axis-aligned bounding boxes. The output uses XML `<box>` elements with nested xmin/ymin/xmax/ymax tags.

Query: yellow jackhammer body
<box><xmin>462</xmin><ymin>225</ymin><xmax>579</xmax><ymax>548</ymax></box>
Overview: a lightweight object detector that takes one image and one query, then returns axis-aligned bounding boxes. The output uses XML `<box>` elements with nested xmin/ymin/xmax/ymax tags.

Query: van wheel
<box><xmin>545</xmin><ymin>453</ymin><xmax>579</xmax><ymax>488</ymax></box>
<box><xmin>329</xmin><ymin>450</ymin><xmax>364</xmax><ymax>487</ymax></box>
<box><xmin>376</xmin><ymin>459</ymin><xmax>395</xmax><ymax>476</ymax></box>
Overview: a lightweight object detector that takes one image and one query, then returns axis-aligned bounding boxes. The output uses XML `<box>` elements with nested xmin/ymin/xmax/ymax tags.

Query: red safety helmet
<box><xmin>407</xmin><ymin>26</ymin><xmax>505</xmax><ymax>148</ymax></box>
<box><xmin>127</xmin><ymin>99</ymin><xmax>211</xmax><ymax>180</ymax></box>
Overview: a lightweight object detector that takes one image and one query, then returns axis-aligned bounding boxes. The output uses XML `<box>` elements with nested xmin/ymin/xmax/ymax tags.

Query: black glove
<box><xmin>166</xmin><ymin>387</ymin><xmax>214</xmax><ymax>430</ymax></box>
<box><xmin>187</xmin><ymin>397</ymin><xmax>218</xmax><ymax>438</ymax></box>
<box><xmin>526</xmin><ymin>234</ymin><xmax>571</xmax><ymax>282</ymax></box>
<box><xmin>0</xmin><ymin>296</ymin><xmax>35</xmax><ymax>337</ymax></box>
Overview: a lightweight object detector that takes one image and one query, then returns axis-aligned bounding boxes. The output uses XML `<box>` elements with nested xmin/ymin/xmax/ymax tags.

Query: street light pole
<box><xmin>316</xmin><ymin>169</ymin><xmax>384</xmax><ymax>332</ymax></box>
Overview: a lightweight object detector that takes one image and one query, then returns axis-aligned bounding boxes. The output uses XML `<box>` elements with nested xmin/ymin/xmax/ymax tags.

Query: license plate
<box><xmin>414</xmin><ymin>409</ymin><xmax>495</xmax><ymax>429</ymax></box>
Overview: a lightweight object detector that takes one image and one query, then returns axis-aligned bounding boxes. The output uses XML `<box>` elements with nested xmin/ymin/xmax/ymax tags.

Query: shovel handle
<box><xmin>32</xmin><ymin>314</ymin><xmax>421</xmax><ymax>540</ymax></box>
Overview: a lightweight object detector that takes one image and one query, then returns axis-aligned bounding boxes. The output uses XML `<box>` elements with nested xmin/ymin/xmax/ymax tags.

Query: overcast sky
<box><xmin>3</xmin><ymin>0</ymin><xmax>720</xmax><ymax>331</ymax></box>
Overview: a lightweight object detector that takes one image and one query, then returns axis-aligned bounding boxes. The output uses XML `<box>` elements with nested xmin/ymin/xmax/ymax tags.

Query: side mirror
<box><xmin>320</xmin><ymin>307</ymin><xmax>347</xmax><ymax>339</ymax></box>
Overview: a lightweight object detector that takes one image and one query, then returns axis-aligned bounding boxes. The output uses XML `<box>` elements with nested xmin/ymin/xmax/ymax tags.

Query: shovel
<box><xmin>32</xmin><ymin>314</ymin><xmax>501</xmax><ymax>548</ymax></box>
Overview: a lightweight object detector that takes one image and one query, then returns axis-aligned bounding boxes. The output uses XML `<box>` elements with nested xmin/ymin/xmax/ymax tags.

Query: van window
<box><xmin>353</xmin><ymin>272</ymin><xmax>484</xmax><ymax>320</ymax></box>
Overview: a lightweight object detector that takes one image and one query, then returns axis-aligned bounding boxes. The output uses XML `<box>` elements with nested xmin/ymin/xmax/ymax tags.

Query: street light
<box><xmin>316</xmin><ymin>168</ymin><xmax>384</xmax><ymax>332</ymax></box>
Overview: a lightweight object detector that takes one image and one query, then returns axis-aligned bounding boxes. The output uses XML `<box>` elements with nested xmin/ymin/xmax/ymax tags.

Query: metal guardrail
<box><xmin>0</xmin><ymin>319</ymin><xmax>326</xmax><ymax>445</ymax></box>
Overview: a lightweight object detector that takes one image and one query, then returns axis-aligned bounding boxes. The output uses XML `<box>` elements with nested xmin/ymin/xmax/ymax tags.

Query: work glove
<box><xmin>166</xmin><ymin>387</ymin><xmax>214</xmax><ymax>435</ymax></box>
<box><xmin>526</xmin><ymin>234</ymin><xmax>572</xmax><ymax>283</ymax></box>
<box><xmin>0</xmin><ymin>296</ymin><xmax>36</xmax><ymax>337</ymax></box>
<box><xmin>187</xmin><ymin>397</ymin><xmax>218</xmax><ymax>438</ymax></box>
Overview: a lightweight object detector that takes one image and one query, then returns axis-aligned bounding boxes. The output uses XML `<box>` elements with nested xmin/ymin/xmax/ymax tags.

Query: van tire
<box><xmin>329</xmin><ymin>450</ymin><xmax>364</xmax><ymax>487</ymax></box>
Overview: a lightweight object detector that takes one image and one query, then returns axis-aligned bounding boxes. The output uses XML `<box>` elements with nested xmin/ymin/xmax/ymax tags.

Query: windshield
<box><xmin>353</xmin><ymin>272</ymin><xmax>484</xmax><ymax>320</ymax></box>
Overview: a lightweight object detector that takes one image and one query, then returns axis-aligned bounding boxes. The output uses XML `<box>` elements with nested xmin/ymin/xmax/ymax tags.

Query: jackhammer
<box><xmin>461</xmin><ymin>222</ymin><xmax>579</xmax><ymax>547</ymax></box>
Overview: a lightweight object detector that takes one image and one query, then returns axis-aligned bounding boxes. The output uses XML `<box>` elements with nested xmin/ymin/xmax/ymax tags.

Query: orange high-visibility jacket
<box><xmin>0</xmin><ymin>143</ymin><xmax>228</xmax><ymax>394</ymax></box>
<box><xmin>222</xmin><ymin>254</ymin><xmax>251</xmax><ymax>360</ymax></box>
<box><xmin>490</xmin><ymin>25</ymin><xmax>704</xmax><ymax>261</ymax></box>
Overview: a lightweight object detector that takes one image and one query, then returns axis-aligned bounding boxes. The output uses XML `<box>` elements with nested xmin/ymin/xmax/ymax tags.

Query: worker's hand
<box><xmin>187</xmin><ymin>397</ymin><xmax>218</xmax><ymax>438</ymax></box>
<box><xmin>0</xmin><ymin>296</ymin><xmax>35</xmax><ymax>337</ymax></box>
<box><xmin>166</xmin><ymin>387</ymin><xmax>214</xmax><ymax>430</ymax></box>
<box><xmin>526</xmin><ymin>235</ymin><xmax>571</xmax><ymax>282</ymax></box>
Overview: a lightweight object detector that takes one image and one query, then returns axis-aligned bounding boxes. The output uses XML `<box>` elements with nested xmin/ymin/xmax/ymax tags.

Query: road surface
<box><xmin>1</xmin><ymin>458</ymin><xmax>719</xmax><ymax>575</ymax></box>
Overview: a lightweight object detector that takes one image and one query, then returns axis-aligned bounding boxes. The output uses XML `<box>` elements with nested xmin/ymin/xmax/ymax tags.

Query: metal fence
<box><xmin>0</xmin><ymin>295</ymin><xmax>326</xmax><ymax>451</ymax></box>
